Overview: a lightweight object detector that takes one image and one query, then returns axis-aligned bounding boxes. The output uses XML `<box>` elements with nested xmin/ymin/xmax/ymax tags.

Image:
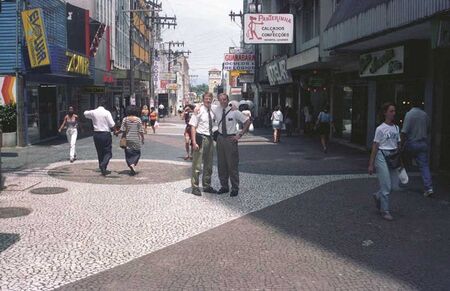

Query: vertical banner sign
<box><xmin>244</xmin><ymin>14</ymin><xmax>294</xmax><ymax>44</ymax></box>
<box><xmin>0</xmin><ymin>76</ymin><xmax>17</xmax><ymax>105</ymax></box>
<box><xmin>21</xmin><ymin>9</ymin><xmax>51</xmax><ymax>68</ymax></box>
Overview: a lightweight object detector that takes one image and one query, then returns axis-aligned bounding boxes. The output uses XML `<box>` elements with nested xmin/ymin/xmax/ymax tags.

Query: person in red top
<box><xmin>183</xmin><ymin>105</ymin><xmax>195</xmax><ymax>160</ymax></box>
<box><xmin>149</xmin><ymin>107</ymin><xmax>158</xmax><ymax>134</ymax></box>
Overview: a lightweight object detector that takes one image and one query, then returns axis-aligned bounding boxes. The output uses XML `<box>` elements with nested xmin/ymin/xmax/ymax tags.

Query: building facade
<box><xmin>249</xmin><ymin>0</ymin><xmax>450</xmax><ymax>171</ymax></box>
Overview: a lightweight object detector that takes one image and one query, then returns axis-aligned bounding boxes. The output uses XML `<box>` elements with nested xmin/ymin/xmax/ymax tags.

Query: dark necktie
<box><xmin>207</xmin><ymin>108</ymin><xmax>213</xmax><ymax>136</ymax></box>
<box><xmin>221</xmin><ymin>108</ymin><xmax>227</xmax><ymax>135</ymax></box>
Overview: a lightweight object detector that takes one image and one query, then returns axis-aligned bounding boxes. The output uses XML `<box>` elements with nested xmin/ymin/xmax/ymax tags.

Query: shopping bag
<box><xmin>249</xmin><ymin>123</ymin><xmax>254</xmax><ymax>132</ymax></box>
<box><xmin>154</xmin><ymin>121</ymin><xmax>159</xmax><ymax>128</ymax></box>
<box><xmin>398</xmin><ymin>167</ymin><xmax>409</xmax><ymax>184</ymax></box>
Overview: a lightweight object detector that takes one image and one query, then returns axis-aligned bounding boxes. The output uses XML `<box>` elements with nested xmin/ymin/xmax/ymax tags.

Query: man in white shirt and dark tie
<box><xmin>213</xmin><ymin>93</ymin><xmax>251</xmax><ymax>197</ymax></box>
<box><xmin>84</xmin><ymin>101</ymin><xmax>116</xmax><ymax>176</ymax></box>
<box><xmin>189</xmin><ymin>93</ymin><xmax>217</xmax><ymax>196</ymax></box>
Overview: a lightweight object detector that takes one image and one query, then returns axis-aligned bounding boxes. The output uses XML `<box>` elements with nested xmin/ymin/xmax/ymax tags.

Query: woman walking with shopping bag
<box><xmin>271</xmin><ymin>105</ymin><xmax>283</xmax><ymax>143</ymax></box>
<box><xmin>116</xmin><ymin>106</ymin><xmax>144</xmax><ymax>175</ymax></box>
<box><xmin>368</xmin><ymin>102</ymin><xmax>402</xmax><ymax>221</ymax></box>
<box><xmin>58</xmin><ymin>106</ymin><xmax>80</xmax><ymax>163</ymax></box>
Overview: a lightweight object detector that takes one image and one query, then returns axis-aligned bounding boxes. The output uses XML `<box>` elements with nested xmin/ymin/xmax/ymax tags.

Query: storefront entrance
<box><xmin>440</xmin><ymin>60</ymin><xmax>450</xmax><ymax>171</ymax></box>
<box><xmin>38</xmin><ymin>85</ymin><xmax>58</xmax><ymax>140</ymax></box>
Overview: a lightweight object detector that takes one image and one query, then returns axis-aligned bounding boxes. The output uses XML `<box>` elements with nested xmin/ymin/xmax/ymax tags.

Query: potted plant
<box><xmin>0</xmin><ymin>104</ymin><xmax>17</xmax><ymax>147</ymax></box>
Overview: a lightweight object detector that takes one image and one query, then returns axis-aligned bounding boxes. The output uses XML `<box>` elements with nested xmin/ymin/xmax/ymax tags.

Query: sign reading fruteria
<box><xmin>223</xmin><ymin>54</ymin><xmax>255</xmax><ymax>72</ymax></box>
<box><xmin>360</xmin><ymin>46</ymin><xmax>404</xmax><ymax>77</ymax></box>
<box><xmin>22</xmin><ymin>8</ymin><xmax>51</xmax><ymax>68</ymax></box>
<box><xmin>244</xmin><ymin>14</ymin><xmax>294</xmax><ymax>44</ymax></box>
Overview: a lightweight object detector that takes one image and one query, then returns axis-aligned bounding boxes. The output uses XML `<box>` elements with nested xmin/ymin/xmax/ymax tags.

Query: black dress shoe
<box><xmin>203</xmin><ymin>187</ymin><xmax>217</xmax><ymax>194</ymax></box>
<box><xmin>230</xmin><ymin>190</ymin><xmax>239</xmax><ymax>197</ymax></box>
<box><xmin>192</xmin><ymin>188</ymin><xmax>202</xmax><ymax>196</ymax></box>
<box><xmin>217</xmin><ymin>188</ymin><xmax>229</xmax><ymax>195</ymax></box>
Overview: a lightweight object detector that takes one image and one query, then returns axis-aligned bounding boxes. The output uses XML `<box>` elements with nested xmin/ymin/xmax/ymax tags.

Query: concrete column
<box><xmin>366</xmin><ymin>81</ymin><xmax>377</xmax><ymax>149</ymax></box>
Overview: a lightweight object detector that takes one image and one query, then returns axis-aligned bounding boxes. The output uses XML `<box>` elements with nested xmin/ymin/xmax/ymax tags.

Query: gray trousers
<box><xmin>217</xmin><ymin>135</ymin><xmax>240</xmax><ymax>191</ymax></box>
<box><xmin>191</xmin><ymin>135</ymin><xmax>214</xmax><ymax>190</ymax></box>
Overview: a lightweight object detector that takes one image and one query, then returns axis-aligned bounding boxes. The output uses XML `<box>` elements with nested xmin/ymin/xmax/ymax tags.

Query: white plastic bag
<box><xmin>398</xmin><ymin>167</ymin><xmax>409</xmax><ymax>184</ymax></box>
<box><xmin>249</xmin><ymin>123</ymin><xmax>254</xmax><ymax>132</ymax></box>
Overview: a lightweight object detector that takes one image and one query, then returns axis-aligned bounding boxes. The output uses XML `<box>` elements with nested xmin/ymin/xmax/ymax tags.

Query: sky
<box><xmin>161</xmin><ymin>0</ymin><xmax>243</xmax><ymax>85</ymax></box>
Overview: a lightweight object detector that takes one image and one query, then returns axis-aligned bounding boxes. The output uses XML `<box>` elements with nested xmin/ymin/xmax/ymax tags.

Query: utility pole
<box><xmin>16</xmin><ymin>0</ymin><xmax>25</xmax><ymax>146</ymax></box>
<box><xmin>124</xmin><ymin>1</ymin><xmax>175</xmax><ymax>105</ymax></box>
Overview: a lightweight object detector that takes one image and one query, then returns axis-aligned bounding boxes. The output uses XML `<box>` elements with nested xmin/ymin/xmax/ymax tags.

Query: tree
<box><xmin>191</xmin><ymin>84</ymin><xmax>209</xmax><ymax>97</ymax></box>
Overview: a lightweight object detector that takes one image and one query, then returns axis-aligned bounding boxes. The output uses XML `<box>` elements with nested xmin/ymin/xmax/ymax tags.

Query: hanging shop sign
<box><xmin>244</xmin><ymin>14</ymin><xmax>294</xmax><ymax>44</ymax></box>
<box><xmin>161</xmin><ymin>72</ymin><xmax>176</xmax><ymax>81</ymax></box>
<box><xmin>231</xmin><ymin>87</ymin><xmax>242</xmax><ymax>96</ymax></box>
<box><xmin>223</xmin><ymin>54</ymin><xmax>255</xmax><ymax>72</ymax></box>
<box><xmin>238</xmin><ymin>74</ymin><xmax>255</xmax><ymax>83</ymax></box>
<box><xmin>66</xmin><ymin>52</ymin><xmax>90</xmax><ymax>75</ymax></box>
<box><xmin>167</xmin><ymin>84</ymin><xmax>178</xmax><ymax>90</ymax></box>
<box><xmin>83</xmin><ymin>86</ymin><xmax>105</xmax><ymax>94</ymax></box>
<box><xmin>360</xmin><ymin>46</ymin><xmax>404</xmax><ymax>77</ymax></box>
<box><xmin>21</xmin><ymin>8</ymin><xmax>51</xmax><ymax>68</ymax></box>
<box><xmin>266</xmin><ymin>57</ymin><xmax>293</xmax><ymax>86</ymax></box>
<box><xmin>0</xmin><ymin>76</ymin><xmax>16</xmax><ymax>105</ymax></box>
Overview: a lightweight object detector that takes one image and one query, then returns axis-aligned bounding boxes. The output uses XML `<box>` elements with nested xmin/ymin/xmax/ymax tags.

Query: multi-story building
<box><xmin>208</xmin><ymin>68</ymin><xmax>222</xmax><ymax>97</ymax></box>
<box><xmin>249</xmin><ymin>0</ymin><xmax>450</xmax><ymax>171</ymax></box>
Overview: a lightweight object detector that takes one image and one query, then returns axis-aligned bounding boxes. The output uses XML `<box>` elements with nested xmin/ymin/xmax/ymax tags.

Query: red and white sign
<box><xmin>223</xmin><ymin>54</ymin><xmax>255</xmax><ymax>71</ymax></box>
<box><xmin>244</xmin><ymin>14</ymin><xmax>294</xmax><ymax>44</ymax></box>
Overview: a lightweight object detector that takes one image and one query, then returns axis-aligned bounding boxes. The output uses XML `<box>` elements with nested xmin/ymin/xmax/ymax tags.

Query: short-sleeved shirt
<box><xmin>189</xmin><ymin>105</ymin><xmax>214</xmax><ymax>136</ymax></box>
<box><xmin>401</xmin><ymin>107</ymin><xmax>430</xmax><ymax>143</ymax></box>
<box><xmin>120</xmin><ymin>117</ymin><xmax>143</xmax><ymax>150</ymax></box>
<box><xmin>374</xmin><ymin>123</ymin><xmax>400</xmax><ymax>150</ymax></box>
<box><xmin>84</xmin><ymin>106</ymin><xmax>115</xmax><ymax>132</ymax></box>
<box><xmin>318</xmin><ymin>111</ymin><xmax>332</xmax><ymax>123</ymax></box>
<box><xmin>212</xmin><ymin>105</ymin><xmax>249</xmax><ymax>135</ymax></box>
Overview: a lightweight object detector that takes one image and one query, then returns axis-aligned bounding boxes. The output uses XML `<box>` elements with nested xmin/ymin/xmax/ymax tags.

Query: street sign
<box><xmin>223</xmin><ymin>54</ymin><xmax>255</xmax><ymax>72</ymax></box>
<box><xmin>244</xmin><ymin>14</ymin><xmax>294</xmax><ymax>44</ymax></box>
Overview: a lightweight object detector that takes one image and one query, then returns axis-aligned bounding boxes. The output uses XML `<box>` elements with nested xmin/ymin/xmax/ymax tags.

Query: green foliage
<box><xmin>191</xmin><ymin>84</ymin><xmax>209</xmax><ymax>96</ymax></box>
<box><xmin>0</xmin><ymin>104</ymin><xmax>17</xmax><ymax>133</ymax></box>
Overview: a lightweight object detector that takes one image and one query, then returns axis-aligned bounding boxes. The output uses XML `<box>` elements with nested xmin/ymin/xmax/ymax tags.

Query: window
<box><xmin>301</xmin><ymin>0</ymin><xmax>320</xmax><ymax>43</ymax></box>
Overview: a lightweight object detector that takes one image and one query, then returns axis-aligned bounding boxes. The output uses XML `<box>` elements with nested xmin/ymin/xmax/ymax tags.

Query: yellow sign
<box><xmin>66</xmin><ymin>52</ymin><xmax>90</xmax><ymax>75</ymax></box>
<box><xmin>230</xmin><ymin>70</ymin><xmax>247</xmax><ymax>77</ymax></box>
<box><xmin>22</xmin><ymin>9</ymin><xmax>51</xmax><ymax>68</ymax></box>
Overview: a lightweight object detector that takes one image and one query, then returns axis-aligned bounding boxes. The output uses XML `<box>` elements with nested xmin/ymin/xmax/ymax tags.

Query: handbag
<box><xmin>119</xmin><ymin>118</ymin><xmax>129</xmax><ymax>149</ymax></box>
<box><xmin>381</xmin><ymin>149</ymin><xmax>402</xmax><ymax>169</ymax></box>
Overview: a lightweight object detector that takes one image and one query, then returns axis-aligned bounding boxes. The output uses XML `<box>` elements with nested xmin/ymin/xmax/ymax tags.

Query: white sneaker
<box><xmin>424</xmin><ymin>189</ymin><xmax>434</xmax><ymax>197</ymax></box>
<box><xmin>382</xmin><ymin>212</ymin><xmax>393</xmax><ymax>221</ymax></box>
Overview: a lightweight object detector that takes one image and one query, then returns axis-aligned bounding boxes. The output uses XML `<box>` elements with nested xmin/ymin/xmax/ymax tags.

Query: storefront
<box><xmin>331</xmin><ymin>71</ymin><xmax>368</xmax><ymax>146</ymax></box>
<box><xmin>21</xmin><ymin>3</ymin><xmax>94</xmax><ymax>144</ymax></box>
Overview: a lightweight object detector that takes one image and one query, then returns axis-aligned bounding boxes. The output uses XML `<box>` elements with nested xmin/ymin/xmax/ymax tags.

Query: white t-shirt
<box><xmin>271</xmin><ymin>110</ymin><xmax>283</xmax><ymax>123</ymax></box>
<box><xmin>212</xmin><ymin>105</ymin><xmax>249</xmax><ymax>135</ymax></box>
<box><xmin>373</xmin><ymin>123</ymin><xmax>400</xmax><ymax>150</ymax></box>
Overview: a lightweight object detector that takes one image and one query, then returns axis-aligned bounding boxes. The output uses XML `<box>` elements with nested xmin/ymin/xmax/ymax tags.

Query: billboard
<box><xmin>244</xmin><ymin>14</ymin><xmax>294</xmax><ymax>44</ymax></box>
<box><xmin>67</xmin><ymin>3</ymin><xmax>89</xmax><ymax>55</ymax></box>
<box><xmin>21</xmin><ymin>8</ymin><xmax>51</xmax><ymax>68</ymax></box>
<box><xmin>223</xmin><ymin>54</ymin><xmax>255</xmax><ymax>72</ymax></box>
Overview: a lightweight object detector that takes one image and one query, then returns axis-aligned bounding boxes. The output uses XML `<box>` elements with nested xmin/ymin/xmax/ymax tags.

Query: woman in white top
<box><xmin>271</xmin><ymin>105</ymin><xmax>283</xmax><ymax>143</ymax></box>
<box><xmin>368</xmin><ymin>102</ymin><xmax>401</xmax><ymax>221</ymax></box>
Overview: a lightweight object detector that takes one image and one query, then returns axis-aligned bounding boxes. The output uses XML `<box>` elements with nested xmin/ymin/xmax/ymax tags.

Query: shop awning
<box><xmin>324</xmin><ymin>0</ymin><xmax>450</xmax><ymax>50</ymax></box>
<box><xmin>326</xmin><ymin>0</ymin><xmax>390</xmax><ymax>29</ymax></box>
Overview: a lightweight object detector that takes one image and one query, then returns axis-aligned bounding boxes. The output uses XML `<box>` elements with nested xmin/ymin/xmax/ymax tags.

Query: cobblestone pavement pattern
<box><xmin>1</xmin><ymin>117</ymin><xmax>449</xmax><ymax>290</ymax></box>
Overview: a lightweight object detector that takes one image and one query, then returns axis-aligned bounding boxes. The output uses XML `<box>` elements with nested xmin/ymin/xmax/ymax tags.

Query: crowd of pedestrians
<box><xmin>55</xmin><ymin>93</ymin><xmax>435</xmax><ymax>220</ymax></box>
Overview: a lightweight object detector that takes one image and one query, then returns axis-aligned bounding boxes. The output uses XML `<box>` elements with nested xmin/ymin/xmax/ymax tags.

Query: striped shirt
<box><xmin>120</xmin><ymin>117</ymin><xmax>143</xmax><ymax>150</ymax></box>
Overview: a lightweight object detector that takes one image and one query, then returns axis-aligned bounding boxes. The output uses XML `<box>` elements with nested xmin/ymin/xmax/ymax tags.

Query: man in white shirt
<box><xmin>189</xmin><ymin>93</ymin><xmax>217</xmax><ymax>196</ymax></box>
<box><xmin>84</xmin><ymin>102</ymin><xmax>116</xmax><ymax>176</ymax></box>
<box><xmin>213</xmin><ymin>93</ymin><xmax>251</xmax><ymax>197</ymax></box>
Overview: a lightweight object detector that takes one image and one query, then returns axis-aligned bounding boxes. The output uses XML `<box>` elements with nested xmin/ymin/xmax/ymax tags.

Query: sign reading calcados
<box><xmin>244</xmin><ymin>14</ymin><xmax>294</xmax><ymax>44</ymax></box>
<box><xmin>22</xmin><ymin>8</ymin><xmax>51</xmax><ymax>68</ymax></box>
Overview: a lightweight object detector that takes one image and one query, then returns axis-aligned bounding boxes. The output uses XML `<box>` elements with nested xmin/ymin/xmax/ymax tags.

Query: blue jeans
<box><xmin>405</xmin><ymin>140</ymin><xmax>433</xmax><ymax>191</ymax></box>
<box><xmin>375</xmin><ymin>151</ymin><xmax>400</xmax><ymax>212</ymax></box>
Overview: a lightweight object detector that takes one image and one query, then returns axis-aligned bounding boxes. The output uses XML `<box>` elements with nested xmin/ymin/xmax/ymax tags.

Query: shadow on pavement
<box><xmin>0</xmin><ymin>233</ymin><xmax>20</xmax><ymax>254</ymax></box>
<box><xmin>56</xmin><ymin>178</ymin><xmax>450</xmax><ymax>290</ymax></box>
